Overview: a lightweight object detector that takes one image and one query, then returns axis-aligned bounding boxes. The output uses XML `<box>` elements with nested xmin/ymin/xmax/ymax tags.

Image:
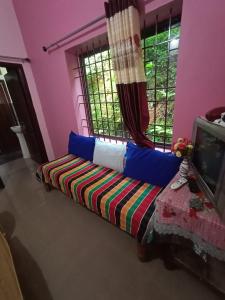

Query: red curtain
<box><xmin>105</xmin><ymin>0</ymin><xmax>154</xmax><ymax>148</ymax></box>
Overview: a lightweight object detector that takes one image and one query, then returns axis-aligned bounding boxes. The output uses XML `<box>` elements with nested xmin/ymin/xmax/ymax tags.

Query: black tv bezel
<box><xmin>191</xmin><ymin>117</ymin><xmax>225</xmax><ymax>220</ymax></box>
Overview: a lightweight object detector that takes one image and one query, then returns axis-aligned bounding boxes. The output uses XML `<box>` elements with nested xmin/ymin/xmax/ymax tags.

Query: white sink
<box><xmin>10</xmin><ymin>125</ymin><xmax>31</xmax><ymax>159</ymax></box>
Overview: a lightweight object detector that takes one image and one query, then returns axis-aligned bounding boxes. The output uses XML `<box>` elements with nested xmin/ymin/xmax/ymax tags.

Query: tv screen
<box><xmin>192</xmin><ymin>127</ymin><xmax>225</xmax><ymax>195</ymax></box>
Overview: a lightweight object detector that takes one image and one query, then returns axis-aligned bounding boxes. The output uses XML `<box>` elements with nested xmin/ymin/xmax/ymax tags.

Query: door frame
<box><xmin>0</xmin><ymin>61</ymin><xmax>48</xmax><ymax>163</ymax></box>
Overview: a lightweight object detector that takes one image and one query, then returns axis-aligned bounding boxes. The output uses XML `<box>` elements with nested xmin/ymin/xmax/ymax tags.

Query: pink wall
<box><xmin>12</xmin><ymin>0</ymin><xmax>107</xmax><ymax>158</ymax></box>
<box><xmin>11</xmin><ymin>0</ymin><xmax>225</xmax><ymax>157</ymax></box>
<box><xmin>0</xmin><ymin>0</ymin><xmax>54</xmax><ymax>159</ymax></box>
<box><xmin>173</xmin><ymin>0</ymin><xmax>225</xmax><ymax>140</ymax></box>
<box><xmin>0</xmin><ymin>0</ymin><xmax>26</xmax><ymax>57</ymax></box>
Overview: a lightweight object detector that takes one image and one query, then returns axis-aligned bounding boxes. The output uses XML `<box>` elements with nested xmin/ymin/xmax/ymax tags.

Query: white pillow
<box><xmin>93</xmin><ymin>140</ymin><xmax>126</xmax><ymax>173</ymax></box>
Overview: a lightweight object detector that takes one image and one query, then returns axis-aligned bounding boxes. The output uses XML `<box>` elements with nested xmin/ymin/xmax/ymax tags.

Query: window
<box><xmin>79</xmin><ymin>15</ymin><xmax>181</xmax><ymax>149</ymax></box>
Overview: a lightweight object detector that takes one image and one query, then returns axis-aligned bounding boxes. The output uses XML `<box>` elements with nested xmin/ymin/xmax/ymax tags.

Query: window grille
<box><xmin>77</xmin><ymin>15</ymin><xmax>181</xmax><ymax>150</ymax></box>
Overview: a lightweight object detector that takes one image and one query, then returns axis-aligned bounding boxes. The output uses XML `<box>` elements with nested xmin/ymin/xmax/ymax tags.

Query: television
<box><xmin>192</xmin><ymin>117</ymin><xmax>225</xmax><ymax>222</ymax></box>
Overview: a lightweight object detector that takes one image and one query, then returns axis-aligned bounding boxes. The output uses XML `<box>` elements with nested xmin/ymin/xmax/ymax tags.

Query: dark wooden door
<box><xmin>1</xmin><ymin>63</ymin><xmax>47</xmax><ymax>163</ymax></box>
<box><xmin>0</xmin><ymin>79</ymin><xmax>20</xmax><ymax>154</ymax></box>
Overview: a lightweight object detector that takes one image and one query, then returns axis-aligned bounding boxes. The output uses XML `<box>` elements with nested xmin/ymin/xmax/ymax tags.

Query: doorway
<box><xmin>0</xmin><ymin>62</ymin><xmax>47</xmax><ymax>164</ymax></box>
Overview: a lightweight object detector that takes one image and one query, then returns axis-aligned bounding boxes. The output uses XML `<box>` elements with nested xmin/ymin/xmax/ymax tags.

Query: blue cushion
<box><xmin>124</xmin><ymin>142</ymin><xmax>182</xmax><ymax>187</ymax></box>
<box><xmin>68</xmin><ymin>132</ymin><xmax>96</xmax><ymax>161</ymax></box>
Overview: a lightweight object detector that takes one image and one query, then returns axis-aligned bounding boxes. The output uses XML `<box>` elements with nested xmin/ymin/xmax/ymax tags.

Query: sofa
<box><xmin>37</xmin><ymin>132</ymin><xmax>181</xmax><ymax>259</ymax></box>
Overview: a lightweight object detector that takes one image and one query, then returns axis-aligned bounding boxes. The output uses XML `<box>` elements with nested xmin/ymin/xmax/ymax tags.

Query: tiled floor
<box><xmin>0</xmin><ymin>158</ymin><xmax>223</xmax><ymax>300</ymax></box>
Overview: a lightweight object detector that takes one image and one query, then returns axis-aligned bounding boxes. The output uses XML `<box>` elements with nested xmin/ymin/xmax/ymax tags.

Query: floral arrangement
<box><xmin>172</xmin><ymin>138</ymin><xmax>193</xmax><ymax>158</ymax></box>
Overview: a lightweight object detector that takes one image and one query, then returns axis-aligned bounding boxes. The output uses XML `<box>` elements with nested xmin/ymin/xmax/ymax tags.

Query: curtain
<box><xmin>104</xmin><ymin>0</ymin><xmax>154</xmax><ymax>148</ymax></box>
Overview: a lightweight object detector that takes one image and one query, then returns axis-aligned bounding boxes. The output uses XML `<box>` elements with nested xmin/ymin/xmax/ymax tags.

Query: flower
<box><xmin>173</xmin><ymin>143</ymin><xmax>178</xmax><ymax>150</ymax></box>
<box><xmin>172</xmin><ymin>137</ymin><xmax>194</xmax><ymax>158</ymax></box>
<box><xmin>178</xmin><ymin>143</ymin><xmax>186</xmax><ymax>150</ymax></box>
<box><xmin>176</xmin><ymin>151</ymin><xmax>182</xmax><ymax>157</ymax></box>
<box><xmin>177</xmin><ymin>138</ymin><xmax>184</xmax><ymax>143</ymax></box>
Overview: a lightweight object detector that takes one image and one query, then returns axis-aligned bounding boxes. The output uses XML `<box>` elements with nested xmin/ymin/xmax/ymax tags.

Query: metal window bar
<box><xmin>163</xmin><ymin>10</ymin><xmax>172</xmax><ymax>149</ymax></box>
<box><xmin>108</xmin><ymin>48</ymin><xmax>118</xmax><ymax>142</ymax></box>
<box><xmin>153</xmin><ymin>14</ymin><xmax>158</xmax><ymax>145</ymax></box>
<box><xmin>77</xmin><ymin>48</ymin><xmax>93</xmax><ymax>136</ymax></box>
<box><xmin>75</xmin><ymin>14</ymin><xmax>181</xmax><ymax>150</ymax></box>
<box><xmin>99</xmin><ymin>43</ymin><xmax>111</xmax><ymax>142</ymax></box>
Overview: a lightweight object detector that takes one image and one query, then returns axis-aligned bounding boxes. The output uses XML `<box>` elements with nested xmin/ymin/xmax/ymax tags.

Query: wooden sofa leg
<box><xmin>44</xmin><ymin>183</ymin><xmax>52</xmax><ymax>192</ymax></box>
<box><xmin>161</xmin><ymin>244</ymin><xmax>178</xmax><ymax>270</ymax></box>
<box><xmin>137</xmin><ymin>242</ymin><xmax>150</xmax><ymax>262</ymax></box>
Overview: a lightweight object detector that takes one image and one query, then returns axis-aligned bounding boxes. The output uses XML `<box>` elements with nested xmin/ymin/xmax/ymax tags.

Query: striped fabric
<box><xmin>39</xmin><ymin>154</ymin><xmax>161</xmax><ymax>242</ymax></box>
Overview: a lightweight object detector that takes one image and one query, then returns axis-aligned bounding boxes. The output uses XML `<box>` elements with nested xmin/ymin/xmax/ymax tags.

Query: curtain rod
<box><xmin>42</xmin><ymin>0</ymin><xmax>153</xmax><ymax>52</ymax></box>
<box><xmin>0</xmin><ymin>55</ymin><xmax>30</xmax><ymax>63</ymax></box>
<box><xmin>43</xmin><ymin>14</ymin><xmax>105</xmax><ymax>52</ymax></box>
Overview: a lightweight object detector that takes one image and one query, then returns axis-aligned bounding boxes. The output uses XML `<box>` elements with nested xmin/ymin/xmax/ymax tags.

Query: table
<box><xmin>152</xmin><ymin>174</ymin><xmax>225</xmax><ymax>294</ymax></box>
<box><xmin>154</xmin><ymin>174</ymin><xmax>225</xmax><ymax>261</ymax></box>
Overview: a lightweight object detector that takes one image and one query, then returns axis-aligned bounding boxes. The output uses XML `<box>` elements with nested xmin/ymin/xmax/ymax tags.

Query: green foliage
<box><xmin>84</xmin><ymin>23</ymin><xmax>180</xmax><ymax>144</ymax></box>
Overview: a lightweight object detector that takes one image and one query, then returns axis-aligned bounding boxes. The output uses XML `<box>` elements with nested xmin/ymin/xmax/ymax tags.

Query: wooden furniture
<box><xmin>0</xmin><ymin>231</ymin><xmax>23</xmax><ymax>299</ymax></box>
<box><xmin>152</xmin><ymin>174</ymin><xmax>225</xmax><ymax>295</ymax></box>
<box><xmin>38</xmin><ymin>154</ymin><xmax>162</xmax><ymax>254</ymax></box>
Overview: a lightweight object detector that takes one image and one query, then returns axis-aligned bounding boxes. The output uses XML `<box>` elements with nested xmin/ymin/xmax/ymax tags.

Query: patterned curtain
<box><xmin>104</xmin><ymin>0</ymin><xmax>154</xmax><ymax>148</ymax></box>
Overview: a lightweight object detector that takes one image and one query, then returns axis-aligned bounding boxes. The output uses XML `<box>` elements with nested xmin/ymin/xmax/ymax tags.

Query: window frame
<box><xmin>79</xmin><ymin>15</ymin><xmax>181</xmax><ymax>148</ymax></box>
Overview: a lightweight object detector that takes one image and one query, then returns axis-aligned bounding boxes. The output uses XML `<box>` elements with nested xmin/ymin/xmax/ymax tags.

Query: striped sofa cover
<box><xmin>38</xmin><ymin>154</ymin><xmax>161</xmax><ymax>243</ymax></box>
